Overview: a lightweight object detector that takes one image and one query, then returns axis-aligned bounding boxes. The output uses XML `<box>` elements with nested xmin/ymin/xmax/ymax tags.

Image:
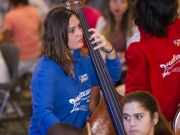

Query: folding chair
<box><xmin>0</xmin><ymin>43</ymin><xmax>28</xmax><ymax>134</ymax></box>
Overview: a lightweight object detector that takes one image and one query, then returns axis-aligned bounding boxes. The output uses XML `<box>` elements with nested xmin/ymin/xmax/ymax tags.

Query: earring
<box><xmin>152</xmin><ymin>122</ymin><xmax>156</xmax><ymax>125</ymax></box>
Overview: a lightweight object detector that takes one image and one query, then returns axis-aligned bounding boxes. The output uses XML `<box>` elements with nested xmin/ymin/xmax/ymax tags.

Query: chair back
<box><xmin>0</xmin><ymin>43</ymin><xmax>19</xmax><ymax>89</ymax></box>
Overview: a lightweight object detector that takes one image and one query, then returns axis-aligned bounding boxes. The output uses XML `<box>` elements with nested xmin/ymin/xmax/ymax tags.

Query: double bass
<box><xmin>61</xmin><ymin>0</ymin><xmax>126</xmax><ymax>134</ymax></box>
<box><xmin>173</xmin><ymin>107</ymin><xmax>180</xmax><ymax>135</ymax></box>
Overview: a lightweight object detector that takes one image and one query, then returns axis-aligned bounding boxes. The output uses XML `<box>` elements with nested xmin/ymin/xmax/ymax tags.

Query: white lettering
<box><xmin>69</xmin><ymin>89</ymin><xmax>91</xmax><ymax>113</ymax></box>
<box><xmin>160</xmin><ymin>54</ymin><xmax>180</xmax><ymax>78</ymax></box>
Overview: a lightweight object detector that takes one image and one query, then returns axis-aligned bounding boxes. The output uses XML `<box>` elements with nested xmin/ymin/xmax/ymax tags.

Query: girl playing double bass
<box><xmin>28</xmin><ymin>7</ymin><xmax>121</xmax><ymax>135</ymax></box>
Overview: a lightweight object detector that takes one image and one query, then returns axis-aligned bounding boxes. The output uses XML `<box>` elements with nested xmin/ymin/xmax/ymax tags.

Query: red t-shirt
<box><xmin>3</xmin><ymin>6</ymin><xmax>41</xmax><ymax>60</ymax></box>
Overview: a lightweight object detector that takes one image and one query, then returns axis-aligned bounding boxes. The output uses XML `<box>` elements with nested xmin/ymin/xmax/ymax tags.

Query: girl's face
<box><xmin>68</xmin><ymin>15</ymin><xmax>83</xmax><ymax>54</ymax></box>
<box><xmin>122</xmin><ymin>102</ymin><xmax>155</xmax><ymax>135</ymax></box>
<box><xmin>109</xmin><ymin>0</ymin><xmax>128</xmax><ymax>18</ymax></box>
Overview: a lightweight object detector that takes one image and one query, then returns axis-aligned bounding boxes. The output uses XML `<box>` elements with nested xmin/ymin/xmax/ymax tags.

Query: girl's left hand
<box><xmin>88</xmin><ymin>28</ymin><xmax>113</xmax><ymax>53</ymax></box>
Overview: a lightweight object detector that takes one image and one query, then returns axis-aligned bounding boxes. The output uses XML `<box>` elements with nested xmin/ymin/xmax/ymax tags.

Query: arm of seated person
<box><xmin>0</xmin><ymin>30</ymin><xmax>11</xmax><ymax>43</ymax></box>
<box><xmin>0</xmin><ymin>33</ymin><xmax>3</xmax><ymax>43</ymax></box>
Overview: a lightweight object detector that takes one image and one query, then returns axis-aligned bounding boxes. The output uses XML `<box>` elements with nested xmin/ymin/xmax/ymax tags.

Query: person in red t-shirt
<box><xmin>83</xmin><ymin>0</ymin><xmax>101</xmax><ymax>29</ymax></box>
<box><xmin>125</xmin><ymin>0</ymin><xmax>180</xmax><ymax>123</ymax></box>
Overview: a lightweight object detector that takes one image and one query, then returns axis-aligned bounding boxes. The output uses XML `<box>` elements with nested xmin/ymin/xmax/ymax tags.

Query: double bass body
<box><xmin>84</xmin><ymin>93</ymin><xmax>123</xmax><ymax>135</ymax></box>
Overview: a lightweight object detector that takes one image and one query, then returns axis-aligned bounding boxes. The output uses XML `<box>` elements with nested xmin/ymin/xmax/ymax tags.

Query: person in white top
<box><xmin>95</xmin><ymin>0</ymin><xmax>136</xmax><ymax>93</ymax></box>
<box><xmin>28</xmin><ymin>0</ymin><xmax>49</xmax><ymax>20</ymax></box>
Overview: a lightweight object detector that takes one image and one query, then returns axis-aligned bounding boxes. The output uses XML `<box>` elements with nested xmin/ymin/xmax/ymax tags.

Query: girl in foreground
<box><xmin>122</xmin><ymin>91</ymin><xmax>174</xmax><ymax>135</ymax></box>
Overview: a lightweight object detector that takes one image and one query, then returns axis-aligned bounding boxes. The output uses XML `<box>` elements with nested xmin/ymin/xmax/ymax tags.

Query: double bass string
<box><xmin>74</xmin><ymin>4</ymin><xmax>120</xmax><ymax>111</ymax></box>
<box><xmin>74</xmin><ymin>4</ymin><xmax>123</xmax><ymax>117</ymax></box>
<box><xmin>72</xmin><ymin>1</ymin><xmax>126</xmax><ymax>135</ymax></box>
<box><xmin>74</xmin><ymin>2</ymin><xmax>125</xmax><ymax>133</ymax></box>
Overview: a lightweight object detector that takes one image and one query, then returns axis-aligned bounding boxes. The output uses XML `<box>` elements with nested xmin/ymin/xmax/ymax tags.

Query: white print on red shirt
<box><xmin>160</xmin><ymin>54</ymin><xmax>180</xmax><ymax>78</ymax></box>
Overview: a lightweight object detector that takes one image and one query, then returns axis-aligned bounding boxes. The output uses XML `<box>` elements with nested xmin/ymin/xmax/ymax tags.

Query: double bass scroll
<box><xmin>62</xmin><ymin>0</ymin><xmax>126</xmax><ymax>135</ymax></box>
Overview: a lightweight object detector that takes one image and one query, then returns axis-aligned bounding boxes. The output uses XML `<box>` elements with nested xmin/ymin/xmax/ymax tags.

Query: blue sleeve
<box><xmin>31</xmin><ymin>70</ymin><xmax>59</xmax><ymax>134</ymax></box>
<box><xmin>87</xmin><ymin>57</ymin><xmax>99</xmax><ymax>86</ymax></box>
<box><xmin>105</xmin><ymin>55</ymin><xmax>121</xmax><ymax>83</ymax></box>
<box><xmin>87</xmin><ymin>55</ymin><xmax>121</xmax><ymax>86</ymax></box>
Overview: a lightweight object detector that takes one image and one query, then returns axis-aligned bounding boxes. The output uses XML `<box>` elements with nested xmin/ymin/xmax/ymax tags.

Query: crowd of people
<box><xmin>0</xmin><ymin>0</ymin><xmax>180</xmax><ymax>135</ymax></box>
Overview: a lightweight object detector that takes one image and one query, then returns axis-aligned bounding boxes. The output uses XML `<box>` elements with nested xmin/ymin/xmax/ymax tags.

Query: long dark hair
<box><xmin>122</xmin><ymin>91</ymin><xmax>174</xmax><ymax>135</ymax></box>
<box><xmin>43</xmin><ymin>7</ymin><xmax>78</xmax><ymax>76</ymax></box>
<box><xmin>102</xmin><ymin>0</ymin><xmax>134</xmax><ymax>40</ymax></box>
<box><xmin>135</xmin><ymin>0</ymin><xmax>178</xmax><ymax>37</ymax></box>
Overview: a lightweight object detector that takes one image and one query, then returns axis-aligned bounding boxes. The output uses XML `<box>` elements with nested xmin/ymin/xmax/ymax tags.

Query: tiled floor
<box><xmin>0</xmin><ymin>118</ymin><xmax>30</xmax><ymax>135</ymax></box>
<box><xmin>0</xmin><ymin>89</ymin><xmax>32</xmax><ymax>135</ymax></box>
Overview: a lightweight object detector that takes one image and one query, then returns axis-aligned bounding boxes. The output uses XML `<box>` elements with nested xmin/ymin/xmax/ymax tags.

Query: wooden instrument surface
<box><xmin>83</xmin><ymin>93</ymin><xmax>123</xmax><ymax>135</ymax></box>
<box><xmin>173</xmin><ymin>107</ymin><xmax>180</xmax><ymax>135</ymax></box>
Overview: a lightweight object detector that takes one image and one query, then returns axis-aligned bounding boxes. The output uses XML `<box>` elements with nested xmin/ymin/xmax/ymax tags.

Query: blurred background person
<box><xmin>0</xmin><ymin>0</ymin><xmax>42</xmax><ymax>77</ymax></box>
<box><xmin>28</xmin><ymin>0</ymin><xmax>49</xmax><ymax>20</ymax></box>
<box><xmin>0</xmin><ymin>0</ymin><xmax>9</xmax><ymax>14</ymax></box>
<box><xmin>95</xmin><ymin>0</ymin><xmax>136</xmax><ymax>89</ymax></box>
